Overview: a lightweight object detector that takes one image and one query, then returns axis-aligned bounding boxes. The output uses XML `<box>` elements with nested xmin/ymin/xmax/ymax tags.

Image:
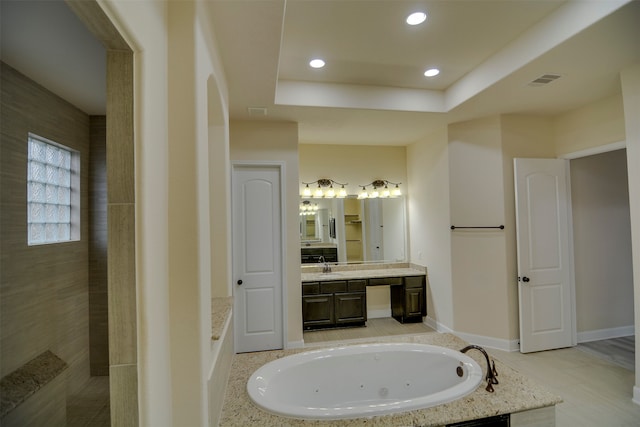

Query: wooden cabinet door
<box><xmin>334</xmin><ymin>292</ymin><xmax>366</xmax><ymax>324</ymax></box>
<box><xmin>302</xmin><ymin>295</ymin><xmax>334</xmax><ymax>328</ymax></box>
<box><xmin>404</xmin><ymin>288</ymin><xmax>424</xmax><ymax>318</ymax></box>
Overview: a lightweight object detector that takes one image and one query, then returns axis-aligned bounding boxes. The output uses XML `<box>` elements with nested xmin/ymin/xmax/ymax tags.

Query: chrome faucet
<box><xmin>460</xmin><ymin>345</ymin><xmax>499</xmax><ymax>392</ymax></box>
<box><xmin>318</xmin><ymin>255</ymin><xmax>332</xmax><ymax>273</ymax></box>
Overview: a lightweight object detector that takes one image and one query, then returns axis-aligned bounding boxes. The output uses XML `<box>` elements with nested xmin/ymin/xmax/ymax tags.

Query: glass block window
<box><xmin>27</xmin><ymin>134</ymin><xmax>79</xmax><ymax>245</ymax></box>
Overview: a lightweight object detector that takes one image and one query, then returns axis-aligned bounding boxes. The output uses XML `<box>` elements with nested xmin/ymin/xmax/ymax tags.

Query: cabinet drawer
<box><xmin>368</xmin><ymin>277</ymin><xmax>403</xmax><ymax>286</ymax></box>
<box><xmin>405</xmin><ymin>276</ymin><xmax>425</xmax><ymax>288</ymax></box>
<box><xmin>348</xmin><ymin>279</ymin><xmax>367</xmax><ymax>292</ymax></box>
<box><xmin>320</xmin><ymin>280</ymin><xmax>347</xmax><ymax>294</ymax></box>
<box><xmin>302</xmin><ymin>282</ymin><xmax>319</xmax><ymax>295</ymax></box>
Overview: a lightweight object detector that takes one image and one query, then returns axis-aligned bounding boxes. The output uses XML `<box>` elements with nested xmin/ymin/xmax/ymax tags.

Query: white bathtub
<box><xmin>247</xmin><ymin>342</ymin><xmax>483</xmax><ymax>420</ymax></box>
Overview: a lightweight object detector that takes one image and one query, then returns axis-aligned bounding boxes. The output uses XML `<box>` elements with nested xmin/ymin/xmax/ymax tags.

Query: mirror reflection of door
<box><xmin>300</xmin><ymin>196</ymin><xmax>407</xmax><ymax>264</ymax></box>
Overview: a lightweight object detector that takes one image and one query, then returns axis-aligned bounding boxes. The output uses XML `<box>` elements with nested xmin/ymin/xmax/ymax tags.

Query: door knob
<box><xmin>237</xmin><ymin>279</ymin><xmax>243</xmax><ymax>285</ymax></box>
<box><xmin>521</xmin><ymin>276</ymin><xmax>530</xmax><ymax>282</ymax></box>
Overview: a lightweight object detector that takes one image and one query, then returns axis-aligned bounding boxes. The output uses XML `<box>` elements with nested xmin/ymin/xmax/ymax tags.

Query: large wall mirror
<box><xmin>300</xmin><ymin>196</ymin><xmax>407</xmax><ymax>265</ymax></box>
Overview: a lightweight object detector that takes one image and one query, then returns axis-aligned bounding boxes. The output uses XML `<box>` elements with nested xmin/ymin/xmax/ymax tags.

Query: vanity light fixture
<box><xmin>358</xmin><ymin>180</ymin><xmax>402</xmax><ymax>199</ymax></box>
<box><xmin>301</xmin><ymin>179</ymin><xmax>348</xmax><ymax>199</ymax></box>
<box><xmin>300</xmin><ymin>200</ymin><xmax>319</xmax><ymax>215</ymax></box>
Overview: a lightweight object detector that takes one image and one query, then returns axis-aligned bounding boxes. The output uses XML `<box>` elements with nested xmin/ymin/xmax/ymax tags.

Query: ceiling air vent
<box><xmin>528</xmin><ymin>73</ymin><xmax>562</xmax><ymax>87</ymax></box>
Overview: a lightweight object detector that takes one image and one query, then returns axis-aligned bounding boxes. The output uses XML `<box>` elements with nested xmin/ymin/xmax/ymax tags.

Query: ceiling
<box><xmin>2</xmin><ymin>0</ymin><xmax>639</xmax><ymax>146</ymax></box>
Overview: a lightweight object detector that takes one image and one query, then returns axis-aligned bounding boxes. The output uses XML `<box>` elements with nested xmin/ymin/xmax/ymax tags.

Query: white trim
<box><xmin>564</xmin><ymin>159</ymin><xmax>578</xmax><ymax>347</ymax></box>
<box><xmin>577</xmin><ymin>325</ymin><xmax>635</xmax><ymax>343</ymax></box>
<box><xmin>424</xmin><ymin>316</ymin><xmax>454</xmax><ymax>334</ymax></box>
<box><xmin>633</xmin><ymin>386</ymin><xmax>640</xmax><ymax>406</ymax></box>
<box><xmin>559</xmin><ymin>140</ymin><xmax>626</xmax><ymax>159</ymax></box>
<box><xmin>287</xmin><ymin>340</ymin><xmax>305</xmax><ymax>349</ymax></box>
<box><xmin>453</xmin><ymin>330</ymin><xmax>520</xmax><ymax>352</ymax></box>
<box><xmin>367</xmin><ymin>309</ymin><xmax>391</xmax><ymax>319</ymax></box>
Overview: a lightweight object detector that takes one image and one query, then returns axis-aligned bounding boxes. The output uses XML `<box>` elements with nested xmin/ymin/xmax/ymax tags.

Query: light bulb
<box><xmin>392</xmin><ymin>185</ymin><xmax>402</xmax><ymax>197</ymax></box>
<box><xmin>406</xmin><ymin>12</ymin><xmax>427</xmax><ymax>26</ymax></box>
<box><xmin>337</xmin><ymin>186</ymin><xmax>347</xmax><ymax>198</ymax></box>
<box><xmin>358</xmin><ymin>187</ymin><xmax>369</xmax><ymax>199</ymax></box>
<box><xmin>326</xmin><ymin>186</ymin><xmax>335</xmax><ymax>198</ymax></box>
<box><xmin>313</xmin><ymin>186</ymin><xmax>323</xmax><ymax>198</ymax></box>
<box><xmin>302</xmin><ymin>184</ymin><xmax>311</xmax><ymax>197</ymax></box>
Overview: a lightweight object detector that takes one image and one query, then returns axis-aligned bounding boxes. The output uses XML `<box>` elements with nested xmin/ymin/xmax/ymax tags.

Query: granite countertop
<box><xmin>301</xmin><ymin>244</ymin><xmax>338</xmax><ymax>249</ymax></box>
<box><xmin>211</xmin><ymin>296</ymin><xmax>233</xmax><ymax>341</ymax></box>
<box><xmin>219</xmin><ymin>333</ymin><xmax>562</xmax><ymax>426</ymax></box>
<box><xmin>1</xmin><ymin>350</ymin><xmax>68</xmax><ymax>418</ymax></box>
<box><xmin>302</xmin><ymin>266</ymin><xmax>426</xmax><ymax>282</ymax></box>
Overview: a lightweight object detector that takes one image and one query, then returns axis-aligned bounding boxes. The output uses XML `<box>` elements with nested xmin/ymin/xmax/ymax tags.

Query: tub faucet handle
<box><xmin>459</xmin><ymin>344</ymin><xmax>498</xmax><ymax>392</ymax></box>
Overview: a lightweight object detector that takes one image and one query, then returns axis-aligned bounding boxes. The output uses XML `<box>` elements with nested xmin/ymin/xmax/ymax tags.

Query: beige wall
<box><xmin>230</xmin><ymin>120</ymin><xmax>302</xmax><ymax>346</ymax></box>
<box><xmin>554</xmin><ymin>93</ymin><xmax>626</xmax><ymax>156</ymax></box>
<box><xmin>0</xmin><ymin>63</ymin><xmax>91</xmax><ymax>393</ymax></box>
<box><xmin>570</xmin><ymin>149</ymin><xmax>633</xmax><ymax>333</ymax></box>
<box><xmin>299</xmin><ymin>144</ymin><xmax>407</xmax><ymax>197</ymax></box>
<box><xmin>448</xmin><ymin>116</ymin><xmax>512</xmax><ymax>341</ymax></box>
<box><xmin>410</xmin><ymin>115</ymin><xmax>555</xmax><ymax>344</ymax></box>
<box><xmin>407</xmin><ymin>126</ymin><xmax>454</xmax><ymax>329</ymax></box>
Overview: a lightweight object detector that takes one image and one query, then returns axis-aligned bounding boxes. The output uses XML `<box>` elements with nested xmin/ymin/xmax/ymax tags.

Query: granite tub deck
<box><xmin>219</xmin><ymin>333</ymin><xmax>562</xmax><ymax>426</ymax></box>
<box><xmin>212</xmin><ymin>296</ymin><xmax>233</xmax><ymax>341</ymax></box>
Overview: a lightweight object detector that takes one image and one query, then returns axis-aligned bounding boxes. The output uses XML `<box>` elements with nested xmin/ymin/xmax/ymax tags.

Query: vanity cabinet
<box><xmin>301</xmin><ymin>247</ymin><xmax>338</xmax><ymax>264</ymax></box>
<box><xmin>391</xmin><ymin>275</ymin><xmax>426</xmax><ymax>323</ymax></box>
<box><xmin>302</xmin><ymin>280</ymin><xmax>367</xmax><ymax>329</ymax></box>
<box><xmin>302</xmin><ymin>275</ymin><xmax>426</xmax><ymax>329</ymax></box>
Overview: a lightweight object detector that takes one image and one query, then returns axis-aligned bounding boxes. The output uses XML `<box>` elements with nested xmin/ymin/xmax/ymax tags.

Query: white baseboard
<box><xmin>454</xmin><ymin>331</ymin><xmax>520</xmax><ymax>352</ymax></box>
<box><xmin>286</xmin><ymin>340</ymin><xmax>305</xmax><ymax>349</ymax></box>
<box><xmin>368</xmin><ymin>308</ymin><xmax>392</xmax><ymax>319</ymax></box>
<box><xmin>634</xmin><ymin>386</ymin><xmax>640</xmax><ymax>406</ymax></box>
<box><xmin>577</xmin><ymin>325</ymin><xmax>635</xmax><ymax>343</ymax></box>
<box><xmin>424</xmin><ymin>316</ymin><xmax>454</xmax><ymax>334</ymax></box>
<box><xmin>424</xmin><ymin>316</ymin><xmax>519</xmax><ymax>351</ymax></box>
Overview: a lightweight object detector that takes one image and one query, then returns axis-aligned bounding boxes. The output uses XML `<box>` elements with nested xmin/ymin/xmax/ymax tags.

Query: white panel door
<box><xmin>514</xmin><ymin>158</ymin><xmax>575</xmax><ymax>353</ymax></box>
<box><xmin>232</xmin><ymin>165</ymin><xmax>283</xmax><ymax>353</ymax></box>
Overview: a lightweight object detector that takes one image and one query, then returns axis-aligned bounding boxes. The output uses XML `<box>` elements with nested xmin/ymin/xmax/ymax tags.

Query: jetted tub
<box><xmin>247</xmin><ymin>343</ymin><xmax>483</xmax><ymax>420</ymax></box>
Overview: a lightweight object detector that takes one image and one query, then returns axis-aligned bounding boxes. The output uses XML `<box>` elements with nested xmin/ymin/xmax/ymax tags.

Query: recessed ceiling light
<box><xmin>309</xmin><ymin>59</ymin><xmax>325</xmax><ymax>69</ymax></box>
<box><xmin>424</xmin><ymin>68</ymin><xmax>440</xmax><ymax>77</ymax></box>
<box><xmin>406</xmin><ymin>12</ymin><xmax>427</xmax><ymax>26</ymax></box>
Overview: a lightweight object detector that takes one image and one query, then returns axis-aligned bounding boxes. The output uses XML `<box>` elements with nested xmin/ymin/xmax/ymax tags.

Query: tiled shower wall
<box><xmin>0</xmin><ymin>61</ymin><xmax>107</xmax><ymax>393</ymax></box>
<box><xmin>89</xmin><ymin>116</ymin><xmax>109</xmax><ymax>375</ymax></box>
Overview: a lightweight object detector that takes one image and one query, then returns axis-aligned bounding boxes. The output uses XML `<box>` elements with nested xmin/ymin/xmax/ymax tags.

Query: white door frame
<box><xmin>541</xmin><ymin>140</ymin><xmax>627</xmax><ymax>348</ymax></box>
<box><xmin>231</xmin><ymin>161</ymin><xmax>288</xmax><ymax>351</ymax></box>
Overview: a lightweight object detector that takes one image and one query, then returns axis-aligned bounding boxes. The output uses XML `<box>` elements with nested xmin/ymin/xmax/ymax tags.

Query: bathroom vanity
<box><xmin>301</xmin><ymin>266</ymin><xmax>426</xmax><ymax>330</ymax></box>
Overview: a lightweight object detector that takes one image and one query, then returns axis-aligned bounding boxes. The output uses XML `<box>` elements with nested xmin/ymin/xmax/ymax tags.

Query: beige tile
<box><xmin>109</xmin><ymin>364</ymin><xmax>138</xmax><ymax>427</ymax></box>
<box><xmin>108</xmin><ymin>203</ymin><xmax>137</xmax><ymax>364</ymax></box>
<box><xmin>106</xmin><ymin>50</ymin><xmax>134</xmax><ymax>204</ymax></box>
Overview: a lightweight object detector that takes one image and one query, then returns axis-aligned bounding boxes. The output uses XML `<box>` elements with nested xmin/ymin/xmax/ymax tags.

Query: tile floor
<box><xmin>66</xmin><ymin>376</ymin><xmax>110</xmax><ymax>427</ymax></box>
